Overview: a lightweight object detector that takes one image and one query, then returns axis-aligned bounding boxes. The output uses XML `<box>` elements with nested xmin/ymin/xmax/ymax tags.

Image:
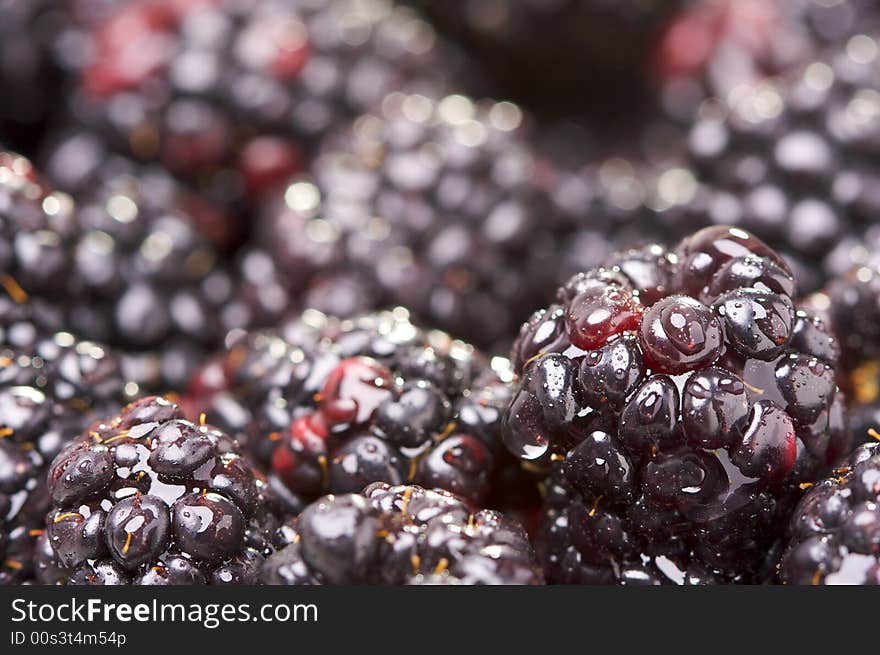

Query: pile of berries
<box><xmin>2</xmin><ymin>0</ymin><xmax>880</xmax><ymax>586</ymax></box>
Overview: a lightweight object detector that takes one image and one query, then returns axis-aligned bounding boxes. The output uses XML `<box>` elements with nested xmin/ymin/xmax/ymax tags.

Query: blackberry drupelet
<box><xmin>257</xmin><ymin>91</ymin><xmax>565</xmax><ymax>347</ymax></box>
<box><xmin>40</xmin><ymin>130</ymin><xmax>240</xmax><ymax>250</ymax></box>
<box><xmin>504</xmin><ymin>226</ymin><xmax>850</xmax><ymax>584</ymax></box>
<box><xmin>42</xmin><ymin>395</ymin><xmax>289</xmax><ymax>585</ymax></box>
<box><xmin>780</xmin><ymin>441</ymin><xmax>880</xmax><ymax>584</ymax></box>
<box><xmin>186</xmin><ymin>308</ymin><xmax>540</xmax><ymax>512</ymax></box>
<box><xmin>261</xmin><ymin>483</ymin><xmax>543</xmax><ymax>585</ymax></box>
<box><xmin>68</xmin><ymin>0</ymin><xmax>453</xmax><ymax>194</ymax></box>
<box><xmin>1</xmin><ymin>309</ymin><xmax>131</xmax><ymax>584</ymax></box>
<box><xmin>683</xmin><ymin>34</ymin><xmax>880</xmax><ymax>293</ymax></box>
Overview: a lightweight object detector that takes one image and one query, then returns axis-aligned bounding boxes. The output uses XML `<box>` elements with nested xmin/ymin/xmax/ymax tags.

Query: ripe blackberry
<box><xmin>504</xmin><ymin>226</ymin><xmax>850</xmax><ymax>584</ymax></box>
<box><xmin>413</xmin><ymin>0</ymin><xmax>684</xmax><ymax>124</ymax></box>
<box><xmin>261</xmin><ymin>483</ymin><xmax>543</xmax><ymax>585</ymax></box>
<box><xmin>186</xmin><ymin>308</ymin><xmax>540</xmax><ymax>513</ymax></box>
<box><xmin>0</xmin><ymin>149</ymin><xmax>240</xmax><ymax>389</ymax></box>
<box><xmin>682</xmin><ymin>35</ymin><xmax>880</xmax><ymax>292</ymax></box>
<box><xmin>43</xmin><ymin>396</ymin><xmax>289</xmax><ymax>585</ymax></box>
<box><xmin>67</xmin><ymin>0</ymin><xmax>453</xmax><ymax>194</ymax></box>
<box><xmin>780</xmin><ymin>441</ymin><xmax>880</xmax><ymax>584</ymax></box>
<box><xmin>805</xmin><ymin>255</ymin><xmax>880</xmax><ymax>370</ymax></box>
<box><xmin>257</xmin><ymin>91</ymin><xmax>569</xmax><ymax>347</ymax></box>
<box><xmin>0</xmin><ymin>315</ymin><xmax>131</xmax><ymax>584</ymax></box>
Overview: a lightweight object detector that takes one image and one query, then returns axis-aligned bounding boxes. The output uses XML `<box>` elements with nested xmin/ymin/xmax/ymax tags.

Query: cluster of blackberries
<box><xmin>3</xmin><ymin>0</ymin><xmax>880</xmax><ymax>586</ymax></box>
<box><xmin>263</xmin><ymin>483</ymin><xmax>543</xmax><ymax>585</ymax></box>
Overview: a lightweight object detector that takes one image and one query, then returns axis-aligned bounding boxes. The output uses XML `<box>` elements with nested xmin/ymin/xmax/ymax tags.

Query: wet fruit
<box><xmin>42</xmin><ymin>396</ymin><xmax>290</xmax><ymax>584</ymax></box>
<box><xmin>261</xmin><ymin>483</ymin><xmax>543</xmax><ymax>585</ymax></box>
<box><xmin>503</xmin><ymin>226</ymin><xmax>850</xmax><ymax>584</ymax></box>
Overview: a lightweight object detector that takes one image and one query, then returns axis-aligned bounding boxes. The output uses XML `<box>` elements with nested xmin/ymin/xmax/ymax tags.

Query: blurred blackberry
<box><xmin>780</xmin><ymin>441</ymin><xmax>880</xmax><ymax>584</ymax></box>
<box><xmin>802</xmin><ymin>249</ymin><xmax>880</xmax><ymax>446</ymax></box>
<box><xmin>0</xmin><ymin>149</ymin><xmax>241</xmax><ymax>389</ymax></box>
<box><xmin>256</xmin><ymin>91</ymin><xmax>571</xmax><ymax>347</ymax></box>
<box><xmin>40</xmin><ymin>130</ymin><xmax>241</xmax><ymax>250</ymax></box>
<box><xmin>657</xmin><ymin>0</ymin><xmax>880</xmax><ymax>124</ymax></box>
<box><xmin>260</xmin><ymin>93</ymin><xmax>702</xmax><ymax>349</ymax></box>
<box><xmin>549</xmin><ymin>153</ymin><xmax>704</xmax><ymax>282</ymax></box>
<box><xmin>504</xmin><ymin>226</ymin><xmax>850</xmax><ymax>584</ymax></box>
<box><xmin>412</xmin><ymin>0</ymin><xmax>685</xmax><ymax>125</ymax></box>
<box><xmin>261</xmin><ymin>482</ymin><xmax>543</xmax><ymax>585</ymax></box>
<box><xmin>0</xmin><ymin>308</ymin><xmax>131</xmax><ymax>584</ymax></box>
<box><xmin>186</xmin><ymin>308</ymin><xmax>542</xmax><ymax>514</ymax></box>
<box><xmin>40</xmin><ymin>131</ymin><xmax>283</xmax><ymax>374</ymax></box>
<box><xmin>806</xmin><ymin>255</ymin><xmax>880</xmax><ymax>369</ymax></box>
<box><xmin>683</xmin><ymin>36</ymin><xmax>880</xmax><ymax>294</ymax></box>
<box><xmin>42</xmin><ymin>395</ymin><xmax>291</xmax><ymax>585</ymax></box>
<box><xmin>66</xmin><ymin>0</ymin><xmax>456</xmax><ymax>198</ymax></box>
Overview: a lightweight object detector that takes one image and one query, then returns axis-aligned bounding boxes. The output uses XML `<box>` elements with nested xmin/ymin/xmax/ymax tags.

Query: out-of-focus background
<box><xmin>1</xmin><ymin>0</ymin><xmax>878</xmax><ymax>377</ymax></box>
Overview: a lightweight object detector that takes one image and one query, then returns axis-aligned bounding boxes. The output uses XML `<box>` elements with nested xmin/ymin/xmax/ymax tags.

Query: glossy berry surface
<box><xmin>780</xmin><ymin>441</ymin><xmax>880</xmax><ymax>584</ymax></box>
<box><xmin>42</xmin><ymin>396</ymin><xmax>289</xmax><ymax>585</ymax></box>
<box><xmin>503</xmin><ymin>226</ymin><xmax>850</xmax><ymax>584</ymax></box>
<box><xmin>186</xmin><ymin>309</ymin><xmax>539</xmax><ymax>514</ymax></box>
<box><xmin>261</xmin><ymin>483</ymin><xmax>543</xmax><ymax>585</ymax></box>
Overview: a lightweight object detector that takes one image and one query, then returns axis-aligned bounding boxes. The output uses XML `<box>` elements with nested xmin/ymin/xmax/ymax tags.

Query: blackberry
<box><xmin>262</xmin><ymin>94</ymin><xmax>700</xmax><ymax>349</ymax></box>
<box><xmin>0</xmin><ymin>149</ymin><xmax>240</xmax><ymax>389</ymax></box>
<box><xmin>256</xmin><ymin>91</ymin><xmax>568</xmax><ymax>347</ymax></box>
<box><xmin>413</xmin><ymin>0</ymin><xmax>685</xmax><ymax>124</ymax></box>
<box><xmin>186</xmin><ymin>308</ymin><xmax>540</xmax><ymax>513</ymax></box>
<box><xmin>802</xmin><ymin>251</ymin><xmax>880</xmax><ymax>447</ymax></box>
<box><xmin>40</xmin><ymin>130</ymin><xmax>240</xmax><ymax>249</ymax></box>
<box><xmin>683</xmin><ymin>36</ymin><xmax>880</xmax><ymax>293</ymax></box>
<box><xmin>550</xmin><ymin>155</ymin><xmax>703</xmax><ymax>283</ymax></box>
<box><xmin>261</xmin><ymin>483</ymin><xmax>543</xmax><ymax>585</ymax></box>
<box><xmin>42</xmin><ymin>395</ymin><xmax>289</xmax><ymax>585</ymax></box>
<box><xmin>503</xmin><ymin>226</ymin><xmax>850</xmax><ymax>584</ymax></box>
<box><xmin>67</xmin><ymin>0</ymin><xmax>453</xmax><ymax>195</ymax></box>
<box><xmin>805</xmin><ymin>255</ymin><xmax>880</xmax><ymax>370</ymax></box>
<box><xmin>0</xmin><ymin>314</ymin><xmax>131</xmax><ymax>584</ymax></box>
<box><xmin>657</xmin><ymin>0</ymin><xmax>880</xmax><ymax>124</ymax></box>
<box><xmin>780</xmin><ymin>441</ymin><xmax>880</xmax><ymax>584</ymax></box>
